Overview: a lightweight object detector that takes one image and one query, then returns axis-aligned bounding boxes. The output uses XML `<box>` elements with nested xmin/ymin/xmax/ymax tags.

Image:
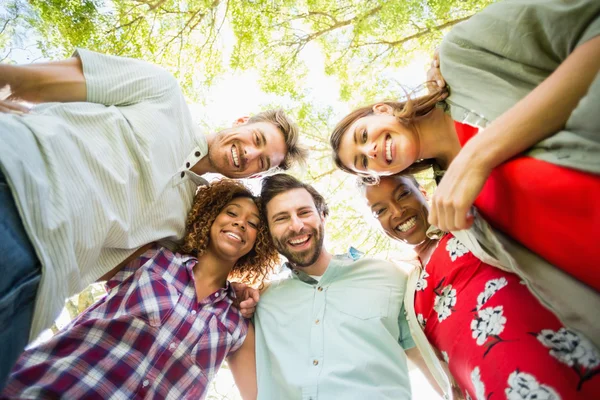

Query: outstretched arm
<box><xmin>1</xmin><ymin>57</ymin><xmax>86</xmax><ymax>103</ymax></box>
<box><xmin>430</xmin><ymin>36</ymin><xmax>600</xmax><ymax>231</ymax></box>
<box><xmin>228</xmin><ymin>323</ymin><xmax>257</xmax><ymax>400</ymax></box>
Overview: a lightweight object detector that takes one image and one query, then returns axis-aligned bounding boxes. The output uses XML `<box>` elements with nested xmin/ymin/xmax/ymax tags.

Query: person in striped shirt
<box><xmin>2</xmin><ymin>179</ymin><xmax>278</xmax><ymax>399</ymax></box>
<box><xmin>0</xmin><ymin>49</ymin><xmax>307</xmax><ymax>387</ymax></box>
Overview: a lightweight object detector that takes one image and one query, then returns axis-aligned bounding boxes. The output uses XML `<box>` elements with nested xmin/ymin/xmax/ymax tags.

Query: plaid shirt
<box><xmin>3</xmin><ymin>245</ymin><xmax>248</xmax><ymax>400</ymax></box>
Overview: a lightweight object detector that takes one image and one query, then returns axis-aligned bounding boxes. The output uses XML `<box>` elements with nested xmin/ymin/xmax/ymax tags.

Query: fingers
<box><xmin>240</xmin><ymin>306</ymin><xmax>256</xmax><ymax>319</ymax></box>
<box><xmin>429</xmin><ymin>194</ymin><xmax>472</xmax><ymax>232</ymax></box>
<box><xmin>0</xmin><ymin>99</ymin><xmax>29</xmax><ymax>115</ymax></box>
<box><xmin>249</xmin><ymin>287</ymin><xmax>260</xmax><ymax>303</ymax></box>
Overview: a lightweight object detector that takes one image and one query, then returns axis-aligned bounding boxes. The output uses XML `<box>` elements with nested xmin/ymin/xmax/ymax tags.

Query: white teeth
<box><xmin>385</xmin><ymin>136</ymin><xmax>392</xmax><ymax>162</ymax></box>
<box><xmin>289</xmin><ymin>235</ymin><xmax>309</xmax><ymax>245</ymax></box>
<box><xmin>396</xmin><ymin>216</ymin><xmax>416</xmax><ymax>232</ymax></box>
<box><xmin>231</xmin><ymin>146</ymin><xmax>240</xmax><ymax>167</ymax></box>
<box><xmin>225</xmin><ymin>232</ymin><xmax>242</xmax><ymax>241</ymax></box>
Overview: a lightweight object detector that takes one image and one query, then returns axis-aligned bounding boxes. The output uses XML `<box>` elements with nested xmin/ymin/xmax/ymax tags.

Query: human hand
<box><xmin>0</xmin><ymin>98</ymin><xmax>29</xmax><ymax>115</ymax></box>
<box><xmin>428</xmin><ymin>145</ymin><xmax>491</xmax><ymax>231</ymax></box>
<box><xmin>426</xmin><ymin>47</ymin><xmax>446</xmax><ymax>94</ymax></box>
<box><xmin>231</xmin><ymin>282</ymin><xmax>260</xmax><ymax>319</ymax></box>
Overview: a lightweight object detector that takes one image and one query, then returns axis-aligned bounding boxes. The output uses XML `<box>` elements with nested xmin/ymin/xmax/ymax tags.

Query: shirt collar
<box><xmin>286</xmin><ymin>246</ymin><xmax>364</xmax><ymax>284</ymax></box>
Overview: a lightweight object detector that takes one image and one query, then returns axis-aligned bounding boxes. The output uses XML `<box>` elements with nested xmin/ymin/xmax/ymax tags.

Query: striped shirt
<box><xmin>0</xmin><ymin>49</ymin><xmax>208</xmax><ymax>339</ymax></box>
<box><xmin>3</xmin><ymin>245</ymin><xmax>248</xmax><ymax>400</ymax></box>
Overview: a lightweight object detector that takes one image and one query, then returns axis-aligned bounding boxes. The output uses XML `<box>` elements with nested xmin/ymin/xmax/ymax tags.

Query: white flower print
<box><xmin>417</xmin><ymin>313</ymin><xmax>427</xmax><ymax>330</ymax></box>
<box><xmin>433</xmin><ymin>284</ymin><xmax>457</xmax><ymax>322</ymax></box>
<box><xmin>416</xmin><ymin>269</ymin><xmax>429</xmax><ymax>291</ymax></box>
<box><xmin>505</xmin><ymin>371</ymin><xmax>560</xmax><ymax>400</ymax></box>
<box><xmin>441</xmin><ymin>350</ymin><xmax>449</xmax><ymax>364</ymax></box>
<box><xmin>475</xmin><ymin>277</ymin><xmax>508</xmax><ymax>310</ymax></box>
<box><xmin>471</xmin><ymin>367</ymin><xmax>486</xmax><ymax>400</ymax></box>
<box><xmin>536</xmin><ymin>327</ymin><xmax>600</xmax><ymax>369</ymax></box>
<box><xmin>446</xmin><ymin>237</ymin><xmax>469</xmax><ymax>261</ymax></box>
<box><xmin>471</xmin><ymin>306</ymin><xmax>506</xmax><ymax>346</ymax></box>
<box><xmin>535</xmin><ymin>327</ymin><xmax>600</xmax><ymax>390</ymax></box>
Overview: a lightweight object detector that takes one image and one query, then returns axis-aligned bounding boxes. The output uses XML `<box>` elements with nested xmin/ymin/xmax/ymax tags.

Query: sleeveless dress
<box><xmin>453</xmin><ymin>121</ymin><xmax>600</xmax><ymax>292</ymax></box>
<box><xmin>414</xmin><ymin>233</ymin><xmax>600</xmax><ymax>400</ymax></box>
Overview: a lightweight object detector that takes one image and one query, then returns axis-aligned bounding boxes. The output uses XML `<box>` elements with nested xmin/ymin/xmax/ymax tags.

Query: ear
<box><xmin>420</xmin><ymin>187</ymin><xmax>430</xmax><ymax>200</ymax></box>
<box><xmin>372</xmin><ymin>103</ymin><xmax>394</xmax><ymax>116</ymax></box>
<box><xmin>232</xmin><ymin>116</ymin><xmax>250</xmax><ymax>127</ymax></box>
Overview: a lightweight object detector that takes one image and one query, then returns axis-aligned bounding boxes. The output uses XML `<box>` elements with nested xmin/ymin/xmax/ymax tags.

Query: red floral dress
<box><xmin>454</xmin><ymin>121</ymin><xmax>600</xmax><ymax>292</ymax></box>
<box><xmin>414</xmin><ymin>233</ymin><xmax>600</xmax><ymax>400</ymax></box>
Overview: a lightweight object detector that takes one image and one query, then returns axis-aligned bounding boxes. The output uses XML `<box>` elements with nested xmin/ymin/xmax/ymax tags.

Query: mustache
<box><xmin>281</xmin><ymin>228</ymin><xmax>314</xmax><ymax>244</ymax></box>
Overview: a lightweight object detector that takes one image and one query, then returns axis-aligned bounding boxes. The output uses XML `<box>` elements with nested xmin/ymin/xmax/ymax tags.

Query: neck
<box><xmin>414</xmin><ymin>107</ymin><xmax>462</xmax><ymax>170</ymax></box>
<box><xmin>193</xmin><ymin>250</ymin><xmax>234</xmax><ymax>293</ymax></box>
<box><xmin>414</xmin><ymin>237</ymin><xmax>438</xmax><ymax>267</ymax></box>
<box><xmin>293</xmin><ymin>248</ymin><xmax>332</xmax><ymax>277</ymax></box>
<box><xmin>190</xmin><ymin>133</ymin><xmax>216</xmax><ymax>176</ymax></box>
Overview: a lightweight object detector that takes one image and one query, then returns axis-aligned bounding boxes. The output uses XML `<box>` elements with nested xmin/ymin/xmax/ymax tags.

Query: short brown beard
<box><xmin>272</xmin><ymin>224</ymin><xmax>324</xmax><ymax>267</ymax></box>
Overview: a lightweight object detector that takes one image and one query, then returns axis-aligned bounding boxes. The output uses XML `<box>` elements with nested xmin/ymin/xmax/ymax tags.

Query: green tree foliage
<box><xmin>4</xmin><ymin>0</ymin><xmax>494</xmax><ymax>100</ymax></box>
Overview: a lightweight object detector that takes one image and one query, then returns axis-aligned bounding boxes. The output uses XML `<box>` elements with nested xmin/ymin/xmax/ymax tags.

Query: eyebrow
<box><xmin>228</xmin><ymin>202</ymin><xmax>260</xmax><ymax>219</ymax></box>
<box><xmin>270</xmin><ymin>211</ymin><xmax>288</xmax><ymax>221</ymax></box>
<box><xmin>352</xmin><ymin>126</ymin><xmax>361</xmax><ymax>170</ymax></box>
<box><xmin>257</xmin><ymin>129</ymin><xmax>271</xmax><ymax>170</ymax></box>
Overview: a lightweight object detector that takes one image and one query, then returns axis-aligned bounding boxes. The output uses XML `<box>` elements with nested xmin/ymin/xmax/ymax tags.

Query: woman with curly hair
<box><xmin>2</xmin><ymin>179</ymin><xmax>278</xmax><ymax>400</ymax></box>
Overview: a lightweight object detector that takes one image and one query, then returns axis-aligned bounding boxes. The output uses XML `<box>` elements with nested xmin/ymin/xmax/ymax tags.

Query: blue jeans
<box><xmin>0</xmin><ymin>169</ymin><xmax>41</xmax><ymax>390</ymax></box>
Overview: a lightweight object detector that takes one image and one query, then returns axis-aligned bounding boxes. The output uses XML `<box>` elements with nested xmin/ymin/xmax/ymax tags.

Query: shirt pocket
<box><xmin>190</xmin><ymin>315</ymin><xmax>234</xmax><ymax>380</ymax></box>
<box><xmin>118</xmin><ymin>269</ymin><xmax>181</xmax><ymax>327</ymax></box>
<box><xmin>327</xmin><ymin>287</ymin><xmax>391</xmax><ymax>320</ymax></box>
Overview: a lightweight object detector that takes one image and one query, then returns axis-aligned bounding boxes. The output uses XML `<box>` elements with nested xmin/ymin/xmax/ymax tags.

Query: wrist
<box><xmin>459</xmin><ymin>137</ymin><xmax>495</xmax><ymax>174</ymax></box>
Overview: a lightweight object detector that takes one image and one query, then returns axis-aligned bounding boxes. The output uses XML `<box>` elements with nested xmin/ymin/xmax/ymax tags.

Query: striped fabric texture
<box><xmin>3</xmin><ymin>245</ymin><xmax>248</xmax><ymax>399</ymax></box>
<box><xmin>0</xmin><ymin>49</ymin><xmax>208</xmax><ymax>339</ymax></box>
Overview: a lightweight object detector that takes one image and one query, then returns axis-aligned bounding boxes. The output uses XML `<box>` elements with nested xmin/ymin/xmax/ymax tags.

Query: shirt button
<box><xmin>317</xmin><ymin>286</ymin><xmax>323</xmax><ymax>292</ymax></box>
<box><xmin>191</xmin><ymin>310</ymin><xmax>197</xmax><ymax>315</ymax></box>
<box><xmin>214</xmin><ymin>293</ymin><xmax>219</xmax><ymax>298</ymax></box>
<box><xmin>195</xmin><ymin>151</ymin><xmax>201</xmax><ymax>157</ymax></box>
<box><xmin>170</xmin><ymin>343</ymin><xmax>176</xmax><ymax>349</ymax></box>
<box><xmin>142</xmin><ymin>379</ymin><xmax>149</xmax><ymax>387</ymax></box>
<box><xmin>186</xmin><ymin>162</ymin><xmax>190</xmax><ymax>168</ymax></box>
<box><xmin>315</xmin><ymin>319</ymin><xmax>320</xmax><ymax>324</ymax></box>
<box><xmin>180</xmin><ymin>171</ymin><xmax>185</xmax><ymax>178</ymax></box>
<box><xmin>313</xmin><ymin>360</ymin><xmax>319</xmax><ymax>366</ymax></box>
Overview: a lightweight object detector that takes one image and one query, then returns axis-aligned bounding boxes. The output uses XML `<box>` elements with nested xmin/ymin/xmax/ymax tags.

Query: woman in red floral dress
<box><xmin>363</xmin><ymin>174</ymin><xmax>600</xmax><ymax>400</ymax></box>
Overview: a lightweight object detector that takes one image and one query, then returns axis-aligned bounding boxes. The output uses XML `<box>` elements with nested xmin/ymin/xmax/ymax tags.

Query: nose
<box><xmin>289</xmin><ymin>215</ymin><xmax>304</xmax><ymax>233</ymax></box>
<box><xmin>244</xmin><ymin>146</ymin><xmax>260</xmax><ymax>162</ymax></box>
<box><xmin>389</xmin><ymin>202</ymin><xmax>405</xmax><ymax>221</ymax></box>
<box><xmin>232</xmin><ymin>220</ymin><xmax>246</xmax><ymax>232</ymax></box>
<box><xmin>366</xmin><ymin>142</ymin><xmax>377</xmax><ymax>159</ymax></box>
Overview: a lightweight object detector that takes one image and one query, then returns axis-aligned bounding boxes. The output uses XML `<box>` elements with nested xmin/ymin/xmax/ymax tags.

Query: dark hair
<box><xmin>356</xmin><ymin>173</ymin><xmax>420</xmax><ymax>195</ymax></box>
<box><xmin>248</xmin><ymin>109</ymin><xmax>309</xmax><ymax>171</ymax></box>
<box><xmin>260</xmin><ymin>173</ymin><xmax>329</xmax><ymax>218</ymax></box>
<box><xmin>178</xmin><ymin>179</ymin><xmax>279</xmax><ymax>287</ymax></box>
<box><xmin>329</xmin><ymin>85</ymin><xmax>447</xmax><ymax>183</ymax></box>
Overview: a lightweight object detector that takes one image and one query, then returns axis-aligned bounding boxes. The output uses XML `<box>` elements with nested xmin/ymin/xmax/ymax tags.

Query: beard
<box><xmin>273</xmin><ymin>224</ymin><xmax>325</xmax><ymax>268</ymax></box>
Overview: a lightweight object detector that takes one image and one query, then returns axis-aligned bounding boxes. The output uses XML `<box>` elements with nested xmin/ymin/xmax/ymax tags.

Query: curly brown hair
<box><xmin>178</xmin><ymin>179</ymin><xmax>279</xmax><ymax>288</ymax></box>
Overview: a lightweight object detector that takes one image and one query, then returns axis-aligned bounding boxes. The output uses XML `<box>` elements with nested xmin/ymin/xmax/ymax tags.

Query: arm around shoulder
<box><xmin>227</xmin><ymin>322</ymin><xmax>257</xmax><ymax>400</ymax></box>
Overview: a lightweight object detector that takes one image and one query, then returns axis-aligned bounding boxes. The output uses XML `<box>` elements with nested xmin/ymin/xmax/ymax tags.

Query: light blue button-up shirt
<box><xmin>254</xmin><ymin>250</ymin><xmax>415</xmax><ymax>400</ymax></box>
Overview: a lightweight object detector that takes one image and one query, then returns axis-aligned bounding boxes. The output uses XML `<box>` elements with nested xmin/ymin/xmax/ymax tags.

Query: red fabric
<box><xmin>454</xmin><ymin>121</ymin><xmax>600</xmax><ymax>292</ymax></box>
<box><xmin>415</xmin><ymin>234</ymin><xmax>600</xmax><ymax>399</ymax></box>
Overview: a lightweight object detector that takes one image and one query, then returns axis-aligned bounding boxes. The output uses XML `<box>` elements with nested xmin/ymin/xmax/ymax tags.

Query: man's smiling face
<box><xmin>209</xmin><ymin>120</ymin><xmax>286</xmax><ymax>178</ymax></box>
<box><xmin>266</xmin><ymin>188</ymin><xmax>325</xmax><ymax>267</ymax></box>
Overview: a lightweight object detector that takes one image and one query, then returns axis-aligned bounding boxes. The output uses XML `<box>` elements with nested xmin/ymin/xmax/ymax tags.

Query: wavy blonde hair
<box><xmin>179</xmin><ymin>179</ymin><xmax>279</xmax><ymax>288</ymax></box>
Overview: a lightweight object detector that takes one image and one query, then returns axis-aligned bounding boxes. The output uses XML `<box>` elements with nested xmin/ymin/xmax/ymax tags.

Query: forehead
<box><xmin>266</xmin><ymin>188</ymin><xmax>316</xmax><ymax>215</ymax></box>
<box><xmin>338</xmin><ymin>116</ymin><xmax>368</xmax><ymax>170</ymax></box>
<box><xmin>224</xmin><ymin>196</ymin><xmax>258</xmax><ymax>213</ymax></box>
<box><xmin>365</xmin><ymin>176</ymin><xmax>415</xmax><ymax>203</ymax></box>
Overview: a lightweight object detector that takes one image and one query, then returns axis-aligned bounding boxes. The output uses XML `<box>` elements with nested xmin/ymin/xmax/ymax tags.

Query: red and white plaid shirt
<box><xmin>3</xmin><ymin>245</ymin><xmax>248</xmax><ymax>399</ymax></box>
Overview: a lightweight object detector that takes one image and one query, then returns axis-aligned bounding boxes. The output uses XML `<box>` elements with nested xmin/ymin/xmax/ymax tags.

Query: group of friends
<box><xmin>0</xmin><ymin>0</ymin><xmax>599</xmax><ymax>399</ymax></box>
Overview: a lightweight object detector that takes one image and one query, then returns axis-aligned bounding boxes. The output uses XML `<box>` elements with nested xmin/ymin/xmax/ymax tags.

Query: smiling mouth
<box><xmin>385</xmin><ymin>135</ymin><xmax>392</xmax><ymax>163</ymax></box>
<box><xmin>395</xmin><ymin>216</ymin><xmax>416</xmax><ymax>232</ymax></box>
<box><xmin>288</xmin><ymin>234</ymin><xmax>311</xmax><ymax>247</ymax></box>
<box><xmin>231</xmin><ymin>145</ymin><xmax>240</xmax><ymax>168</ymax></box>
<box><xmin>224</xmin><ymin>231</ymin><xmax>243</xmax><ymax>243</ymax></box>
